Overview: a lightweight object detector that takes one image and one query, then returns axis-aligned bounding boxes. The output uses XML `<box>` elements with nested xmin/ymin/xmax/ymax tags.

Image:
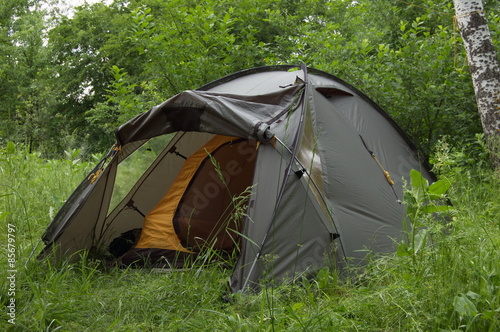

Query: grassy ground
<box><xmin>1</xmin><ymin>140</ymin><xmax>499</xmax><ymax>331</ymax></box>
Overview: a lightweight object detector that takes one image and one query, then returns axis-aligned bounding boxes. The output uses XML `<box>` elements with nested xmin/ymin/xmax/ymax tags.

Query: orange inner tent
<box><xmin>135</xmin><ymin>135</ymin><xmax>257</xmax><ymax>253</ymax></box>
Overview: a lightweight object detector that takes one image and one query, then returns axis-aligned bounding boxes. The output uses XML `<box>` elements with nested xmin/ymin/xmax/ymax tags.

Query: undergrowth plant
<box><xmin>1</xmin><ymin>138</ymin><xmax>499</xmax><ymax>331</ymax></box>
<box><xmin>429</xmin><ymin>139</ymin><xmax>500</xmax><ymax>331</ymax></box>
<box><xmin>0</xmin><ymin>142</ymin><xmax>96</xmax><ymax>258</ymax></box>
<box><xmin>188</xmin><ymin>150</ymin><xmax>256</xmax><ymax>271</ymax></box>
<box><xmin>341</xmin><ymin>140</ymin><xmax>500</xmax><ymax>331</ymax></box>
<box><xmin>397</xmin><ymin>169</ymin><xmax>453</xmax><ymax>278</ymax></box>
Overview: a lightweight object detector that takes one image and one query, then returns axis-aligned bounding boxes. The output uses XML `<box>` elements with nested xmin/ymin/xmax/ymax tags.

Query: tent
<box><xmin>40</xmin><ymin>65</ymin><xmax>434</xmax><ymax>292</ymax></box>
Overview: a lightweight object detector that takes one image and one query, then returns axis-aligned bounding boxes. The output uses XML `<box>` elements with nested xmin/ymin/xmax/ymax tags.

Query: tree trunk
<box><xmin>453</xmin><ymin>0</ymin><xmax>500</xmax><ymax>169</ymax></box>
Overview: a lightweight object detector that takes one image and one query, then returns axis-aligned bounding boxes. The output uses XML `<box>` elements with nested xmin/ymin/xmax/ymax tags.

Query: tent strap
<box><xmin>358</xmin><ymin>135</ymin><xmax>400</xmax><ymax>201</ymax></box>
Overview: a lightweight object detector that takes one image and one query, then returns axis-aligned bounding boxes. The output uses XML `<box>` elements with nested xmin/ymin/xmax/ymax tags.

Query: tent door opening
<box><xmin>136</xmin><ymin>135</ymin><xmax>258</xmax><ymax>255</ymax></box>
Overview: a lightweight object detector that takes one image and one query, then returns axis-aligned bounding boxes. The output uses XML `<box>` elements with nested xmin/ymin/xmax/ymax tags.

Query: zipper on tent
<box><xmin>126</xmin><ymin>199</ymin><xmax>146</xmax><ymax>217</ymax></box>
<box><xmin>169</xmin><ymin>146</ymin><xmax>188</xmax><ymax>160</ymax></box>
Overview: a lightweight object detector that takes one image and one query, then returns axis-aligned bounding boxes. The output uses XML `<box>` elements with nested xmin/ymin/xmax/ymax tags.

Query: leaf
<box><xmin>453</xmin><ymin>294</ymin><xmax>478</xmax><ymax>318</ymax></box>
<box><xmin>465</xmin><ymin>291</ymin><xmax>481</xmax><ymax>300</ymax></box>
<box><xmin>397</xmin><ymin>243</ymin><xmax>411</xmax><ymax>257</ymax></box>
<box><xmin>291</xmin><ymin>302</ymin><xmax>304</xmax><ymax>311</ymax></box>
<box><xmin>413</xmin><ymin>228</ymin><xmax>428</xmax><ymax>254</ymax></box>
<box><xmin>410</xmin><ymin>169</ymin><xmax>428</xmax><ymax>191</ymax></box>
<box><xmin>428</xmin><ymin>178</ymin><xmax>451</xmax><ymax>199</ymax></box>
<box><xmin>285</xmin><ymin>300</ymin><xmax>307</xmax><ymax>321</ymax></box>
<box><xmin>422</xmin><ymin>205</ymin><xmax>453</xmax><ymax>214</ymax></box>
<box><xmin>482</xmin><ymin>310</ymin><xmax>497</xmax><ymax>320</ymax></box>
<box><xmin>6</xmin><ymin>141</ymin><xmax>16</xmax><ymax>154</ymax></box>
<box><xmin>301</xmin><ymin>276</ymin><xmax>311</xmax><ymax>289</ymax></box>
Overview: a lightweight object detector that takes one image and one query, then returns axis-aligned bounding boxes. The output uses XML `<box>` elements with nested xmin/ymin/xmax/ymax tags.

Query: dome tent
<box><xmin>40</xmin><ymin>65</ymin><xmax>434</xmax><ymax>292</ymax></box>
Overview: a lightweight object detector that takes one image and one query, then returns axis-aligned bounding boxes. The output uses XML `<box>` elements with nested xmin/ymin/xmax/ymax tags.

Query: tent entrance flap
<box><xmin>136</xmin><ymin>135</ymin><xmax>258</xmax><ymax>253</ymax></box>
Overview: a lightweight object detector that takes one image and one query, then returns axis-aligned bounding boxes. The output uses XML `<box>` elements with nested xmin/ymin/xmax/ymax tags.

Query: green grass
<box><xmin>1</xmin><ymin>140</ymin><xmax>499</xmax><ymax>331</ymax></box>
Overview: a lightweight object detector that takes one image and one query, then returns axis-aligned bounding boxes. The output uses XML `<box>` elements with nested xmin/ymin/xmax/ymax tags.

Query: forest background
<box><xmin>1</xmin><ymin>0</ymin><xmax>500</xmax><ymax>331</ymax></box>
<box><xmin>2</xmin><ymin>0</ymin><xmax>499</xmax><ymax>158</ymax></box>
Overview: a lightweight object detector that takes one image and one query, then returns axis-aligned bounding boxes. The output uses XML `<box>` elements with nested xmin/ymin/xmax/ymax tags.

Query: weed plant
<box><xmin>1</xmin><ymin>140</ymin><xmax>499</xmax><ymax>331</ymax></box>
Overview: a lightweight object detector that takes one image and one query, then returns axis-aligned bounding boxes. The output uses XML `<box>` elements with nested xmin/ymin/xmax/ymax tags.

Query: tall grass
<box><xmin>0</xmin><ymin>143</ymin><xmax>96</xmax><ymax>258</ymax></box>
<box><xmin>1</xmin><ymin>140</ymin><xmax>499</xmax><ymax>331</ymax></box>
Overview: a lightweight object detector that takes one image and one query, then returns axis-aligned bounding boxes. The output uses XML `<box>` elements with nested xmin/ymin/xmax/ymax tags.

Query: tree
<box><xmin>0</xmin><ymin>0</ymin><xmax>64</xmax><ymax>155</ymax></box>
<box><xmin>48</xmin><ymin>1</ymin><xmax>130</xmax><ymax>153</ymax></box>
<box><xmin>1</xmin><ymin>0</ymin><xmax>496</xmax><ymax>160</ymax></box>
<box><xmin>0</xmin><ymin>0</ymin><xmax>31</xmax><ymax>143</ymax></box>
<box><xmin>300</xmin><ymin>1</ymin><xmax>482</xmax><ymax>156</ymax></box>
<box><xmin>453</xmin><ymin>0</ymin><xmax>500</xmax><ymax>169</ymax></box>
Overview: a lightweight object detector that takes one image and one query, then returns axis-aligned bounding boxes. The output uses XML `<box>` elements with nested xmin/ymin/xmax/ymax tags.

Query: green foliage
<box><xmin>301</xmin><ymin>2</ymin><xmax>482</xmax><ymax>156</ymax></box>
<box><xmin>0</xmin><ymin>142</ymin><xmax>96</xmax><ymax>263</ymax></box>
<box><xmin>1</xmin><ymin>1</ymin><xmax>500</xmax><ymax>330</ymax></box>
<box><xmin>2</xmin><ymin>119</ymin><xmax>500</xmax><ymax>330</ymax></box>
<box><xmin>0</xmin><ymin>1</ymin><xmax>62</xmax><ymax>156</ymax></box>
<box><xmin>396</xmin><ymin>169</ymin><xmax>452</xmax><ymax>281</ymax></box>
<box><xmin>86</xmin><ymin>65</ymin><xmax>153</xmax><ymax>136</ymax></box>
<box><xmin>3</xmin><ymin>0</ymin><xmax>496</xmax><ymax>159</ymax></box>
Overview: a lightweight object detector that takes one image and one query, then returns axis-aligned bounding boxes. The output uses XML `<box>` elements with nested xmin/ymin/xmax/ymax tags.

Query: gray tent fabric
<box><xmin>40</xmin><ymin>65</ymin><xmax>434</xmax><ymax>293</ymax></box>
<box><xmin>115</xmin><ymin>84</ymin><xmax>304</xmax><ymax>145</ymax></box>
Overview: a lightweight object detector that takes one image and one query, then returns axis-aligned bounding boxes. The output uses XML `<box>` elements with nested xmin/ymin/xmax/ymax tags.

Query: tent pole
<box><xmin>241</xmin><ymin>65</ymin><xmax>309</xmax><ymax>291</ymax></box>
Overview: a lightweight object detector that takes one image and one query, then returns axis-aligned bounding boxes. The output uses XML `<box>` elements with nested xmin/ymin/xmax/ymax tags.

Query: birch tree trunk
<box><xmin>453</xmin><ymin>0</ymin><xmax>500</xmax><ymax>169</ymax></box>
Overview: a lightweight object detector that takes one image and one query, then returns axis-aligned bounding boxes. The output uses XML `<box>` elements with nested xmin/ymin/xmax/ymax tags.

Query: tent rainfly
<box><xmin>40</xmin><ymin>65</ymin><xmax>434</xmax><ymax>292</ymax></box>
